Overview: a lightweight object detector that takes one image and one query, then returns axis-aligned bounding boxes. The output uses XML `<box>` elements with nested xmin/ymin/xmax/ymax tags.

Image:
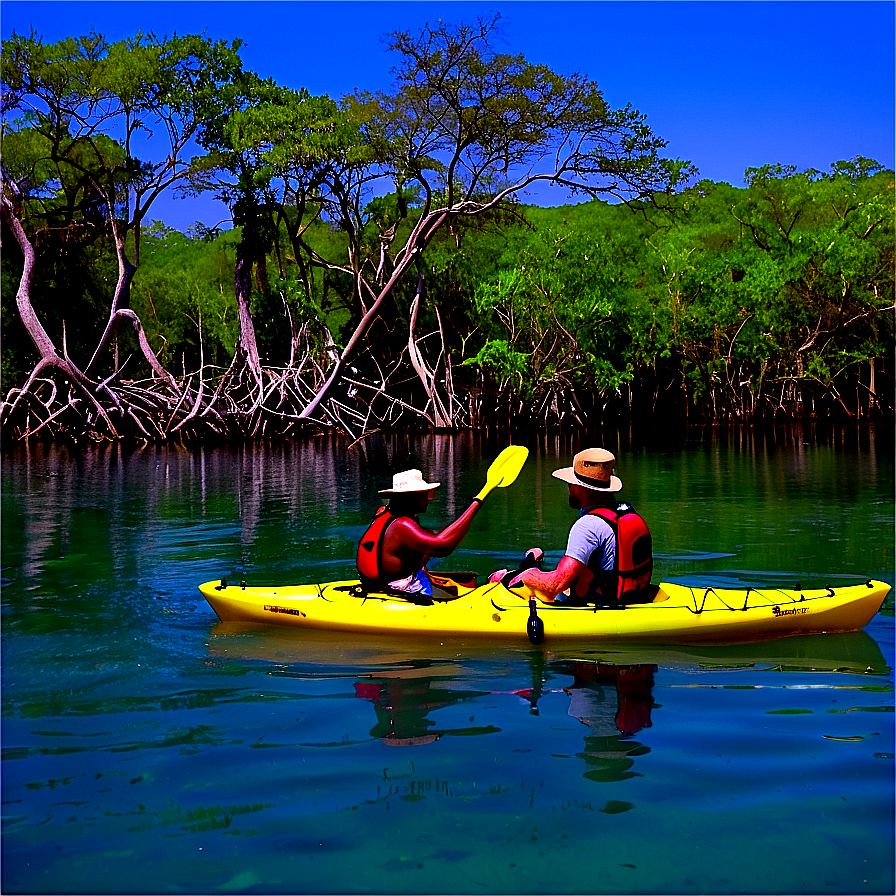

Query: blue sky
<box><xmin>3</xmin><ymin>0</ymin><xmax>893</xmax><ymax>231</ymax></box>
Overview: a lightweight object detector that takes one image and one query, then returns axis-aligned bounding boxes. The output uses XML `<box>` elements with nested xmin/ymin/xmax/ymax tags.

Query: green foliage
<box><xmin>462</xmin><ymin>338</ymin><xmax>529</xmax><ymax>386</ymax></box>
<box><xmin>130</xmin><ymin>224</ymin><xmax>240</xmax><ymax>370</ymax></box>
<box><xmin>2</xmin><ymin>29</ymin><xmax>245</xmax><ymax>226</ymax></box>
<box><xmin>359</xmin><ymin>15</ymin><xmax>696</xmax><ymax>206</ymax></box>
<box><xmin>449</xmin><ymin>201</ymin><xmax>642</xmax><ymax>401</ymax></box>
<box><xmin>438</xmin><ymin>158</ymin><xmax>892</xmax><ymax>420</ymax></box>
<box><xmin>1</xmin><ymin>28</ymin><xmax>248</xmax><ymax>387</ymax></box>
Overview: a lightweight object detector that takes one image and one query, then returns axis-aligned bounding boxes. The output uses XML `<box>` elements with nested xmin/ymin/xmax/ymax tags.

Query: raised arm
<box><xmin>385</xmin><ymin>499</ymin><xmax>482</xmax><ymax>558</ymax></box>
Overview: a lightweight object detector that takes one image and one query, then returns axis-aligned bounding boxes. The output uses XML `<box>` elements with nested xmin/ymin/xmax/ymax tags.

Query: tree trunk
<box><xmin>1</xmin><ymin>182</ymin><xmax>120</xmax><ymax>434</ymax></box>
<box><xmin>1</xmin><ymin>187</ymin><xmax>68</xmax><ymax>370</ymax></box>
<box><xmin>407</xmin><ymin>275</ymin><xmax>453</xmax><ymax>428</ymax></box>
<box><xmin>235</xmin><ymin>254</ymin><xmax>263</xmax><ymax>382</ymax></box>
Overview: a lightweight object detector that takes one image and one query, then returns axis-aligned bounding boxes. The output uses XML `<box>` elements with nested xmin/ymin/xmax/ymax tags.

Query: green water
<box><xmin>2</xmin><ymin>426</ymin><xmax>893</xmax><ymax>894</ymax></box>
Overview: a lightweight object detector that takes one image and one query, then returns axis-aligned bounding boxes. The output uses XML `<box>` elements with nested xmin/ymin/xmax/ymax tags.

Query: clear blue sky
<box><xmin>3</xmin><ymin>0</ymin><xmax>893</xmax><ymax>231</ymax></box>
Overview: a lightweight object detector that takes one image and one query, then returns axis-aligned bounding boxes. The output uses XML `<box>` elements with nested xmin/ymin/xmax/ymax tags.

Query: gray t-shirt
<box><xmin>566</xmin><ymin>512</ymin><xmax>616</xmax><ymax>571</ymax></box>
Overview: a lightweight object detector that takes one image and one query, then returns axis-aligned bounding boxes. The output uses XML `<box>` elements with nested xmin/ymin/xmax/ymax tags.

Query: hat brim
<box><xmin>378</xmin><ymin>482</ymin><xmax>440</xmax><ymax>495</ymax></box>
<box><xmin>552</xmin><ymin>467</ymin><xmax>622</xmax><ymax>492</ymax></box>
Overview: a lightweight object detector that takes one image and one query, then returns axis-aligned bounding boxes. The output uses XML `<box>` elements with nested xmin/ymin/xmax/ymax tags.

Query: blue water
<box><xmin>2</xmin><ymin>429</ymin><xmax>893</xmax><ymax>894</ymax></box>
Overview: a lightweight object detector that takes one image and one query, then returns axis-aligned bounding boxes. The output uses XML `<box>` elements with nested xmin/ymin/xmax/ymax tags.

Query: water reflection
<box><xmin>350</xmin><ymin>658</ymin><xmax>659</xmax><ymax>786</ymax></box>
<box><xmin>207</xmin><ymin>623</ymin><xmax>890</xmax><ymax>805</ymax></box>
<box><xmin>564</xmin><ymin>628</ymin><xmax>891</xmax><ymax>675</ymax></box>
<box><xmin>353</xmin><ymin>656</ymin><xmax>658</xmax><ymax>784</ymax></box>
<box><xmin>208</xmin><ymin>623</ymin><xmax>890</xmax><ymax>685</ymax></box>
<box><xmin>559</xmin><ymin>661</ymin><xmax>656</xmax><ymax>784</ymax></box>
<box><xmin>353</xmin><ymin>672</ymin><xmax>498</xmax><ymax>746</ymax></box>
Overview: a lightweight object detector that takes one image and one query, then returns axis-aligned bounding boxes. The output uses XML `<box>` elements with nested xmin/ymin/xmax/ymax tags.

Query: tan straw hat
<box><xmin>378</xmin><ymin>468</ymin><xmax>440</xmax><ymax>494</ymax></box>
<box><xmin>551</xmin><ymin>448</ymin><xmax>622</xmax><ymax>492</ymax></box>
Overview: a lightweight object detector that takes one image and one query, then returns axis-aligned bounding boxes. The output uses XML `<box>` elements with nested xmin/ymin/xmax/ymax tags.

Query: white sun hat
<box><xmin>378</xmin><ymin>469</ymin><xmax>441</xmax><ymax>494</ymax></box>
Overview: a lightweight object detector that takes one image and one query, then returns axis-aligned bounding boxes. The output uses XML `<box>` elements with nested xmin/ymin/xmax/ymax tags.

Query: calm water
<box><xmin>2</xmin><ymin>427</ymin><xmax>894</xmax><ymax>895</ymax></box>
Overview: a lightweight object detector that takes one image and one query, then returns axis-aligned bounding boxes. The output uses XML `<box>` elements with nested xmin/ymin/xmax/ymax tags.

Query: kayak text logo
<box><xmin>772</xmin><ymin>605</ymin><xmax>808</xmax><ymax>617</ymax></box>
<box><xmin>265</xmin><ymin>605</ymin><xmax>305</xmax><ymax>617</ymax></box>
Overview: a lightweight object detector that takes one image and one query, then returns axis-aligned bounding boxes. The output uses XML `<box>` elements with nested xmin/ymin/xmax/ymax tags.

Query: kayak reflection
<box><xmin>205</xmin><ymin>625</ymin><xmax>888</xmax><ymax>770</ymax></box>
<box><xmin>208</xmin><ymin>622</ymin><xmax>889</xmax><ymax>676</ymax></box>
<box><xmin>557</xmin><ymin>661</ymin><xmax>657</xmax><ymax>783</ymax></box>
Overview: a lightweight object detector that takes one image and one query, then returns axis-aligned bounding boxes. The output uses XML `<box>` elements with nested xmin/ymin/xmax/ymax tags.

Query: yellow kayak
<box><xmin>198</xmin><ymin>576</ymin><xmax>890</xmax><ymax>645</ymax></box>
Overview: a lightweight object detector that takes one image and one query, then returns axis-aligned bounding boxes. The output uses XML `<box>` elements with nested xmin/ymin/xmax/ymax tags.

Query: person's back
<box><xmin>570</xmin><ymin>501</ymin><xmax>653</xmax><ymax>604</ymax></box>
<box><xmin>357</xmin><ymin>502</ymin><xmax>425</xmax><ymax>587</ymax></box>
<box><xmin>561</xmin><ymin>490</ymin><xmax>619</xmax><ymax>604</ymax></box>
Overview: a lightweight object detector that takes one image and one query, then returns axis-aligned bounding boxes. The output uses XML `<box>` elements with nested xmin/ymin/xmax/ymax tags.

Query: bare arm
<box><xmin>511</xmin><ymin>555</ymin><xmax>584</xmax><ymax>603</ymax></box>
<box><xmin>386</xmin><ymin>499</ymin><xmax>482</xmax><ymax>558</ymax></box>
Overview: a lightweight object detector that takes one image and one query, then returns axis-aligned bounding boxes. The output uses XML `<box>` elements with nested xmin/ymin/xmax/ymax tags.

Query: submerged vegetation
<box><xmin>2</xmin><ymin>19</ymin><xmax>892</xmax><ymax>443</ymax></box>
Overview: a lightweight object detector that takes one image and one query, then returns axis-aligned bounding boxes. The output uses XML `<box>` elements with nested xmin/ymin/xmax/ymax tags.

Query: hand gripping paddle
<box><xmin>474</xmin><ymin>445</ymin><xmax>529</xmax><ymax>502</ymax></box>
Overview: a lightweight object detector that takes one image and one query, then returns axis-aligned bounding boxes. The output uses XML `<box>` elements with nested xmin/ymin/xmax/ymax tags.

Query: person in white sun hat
<box><xmin>493</xmin><ymin>448</ymin><xmax>653</xmax><ymax>605</ymax></box>
<box><xmin>356</xmin><ymin>468</ymin><xmax>483</xmax><ymax>597</ymax></box>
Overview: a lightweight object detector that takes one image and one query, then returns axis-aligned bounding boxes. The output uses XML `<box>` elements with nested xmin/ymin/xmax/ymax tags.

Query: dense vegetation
<box><xmin>2</xmin><ymin>20</ymin><xmax>892</xmax><ymax>443</ymax></box>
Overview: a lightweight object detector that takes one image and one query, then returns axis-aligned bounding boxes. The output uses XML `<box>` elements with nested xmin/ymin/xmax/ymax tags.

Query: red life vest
<box><xmin>579</xmin><ymin>503</ymin><xmax>653</xmax><ymax>603</ymax></box>
<box><xmin>356</xmin><ymin>507</ymin><xmax>424</xmax><ymax>585</ymax></box>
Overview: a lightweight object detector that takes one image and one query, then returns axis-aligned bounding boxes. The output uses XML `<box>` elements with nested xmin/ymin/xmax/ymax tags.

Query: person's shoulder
<box><xmin>384</xmin><ymin>515</ymin><xmax>427</xmax><ymax>546</ymax></box>
<box><xmin>572</xmin><ymin>512</ymin><xmax>614</xmax><ymax>535</ymax></box>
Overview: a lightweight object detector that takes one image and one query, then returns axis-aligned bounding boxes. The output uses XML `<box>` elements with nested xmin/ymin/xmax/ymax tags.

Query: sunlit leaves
<box><xmin>1</xmin><ymin>29</ymin><xmax>246</xmax><ymax>228</ymax></box>
<box><xmin>458</xmin><ymin>212</ymin><xmax>636</xmax><ymax>399</ymax></box>
<box><xmin>449</xmin><ymin>156</ymin><xmax>891</xmax><ymax>420</ymax></box>
<box><xmin>224</xmin><ymin>90</ymin><xmax>365</xmax><ymax>169</ymax></box>
<box><xmin>0</xmin><ymin>28</ymin><xmax>249</xmax><ymax>387</ymax></box>
<box><xmin>461</xmin><ymin>338</ymin><xmax>529</xmax><ymax>388</ymax></box>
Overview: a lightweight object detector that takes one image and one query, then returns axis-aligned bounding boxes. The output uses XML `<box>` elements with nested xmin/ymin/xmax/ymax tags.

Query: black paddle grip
<box><xmin>500</xmin><ymin>550</ymin><xmax>543</xmax><ymax>590</ymax></box>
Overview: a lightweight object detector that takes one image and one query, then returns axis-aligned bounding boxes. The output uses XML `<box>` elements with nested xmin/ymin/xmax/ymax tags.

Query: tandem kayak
<box><xmin>198</xmin><ymin>576</ymin><xmax>891</xmax><ymax>645</ymax></box>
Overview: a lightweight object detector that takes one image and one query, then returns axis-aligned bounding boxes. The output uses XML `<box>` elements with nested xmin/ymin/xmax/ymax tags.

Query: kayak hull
<box><xmin>198</xmin><ymin>578</ymin><xmax>891</xmax><ymax>645</ymax></box>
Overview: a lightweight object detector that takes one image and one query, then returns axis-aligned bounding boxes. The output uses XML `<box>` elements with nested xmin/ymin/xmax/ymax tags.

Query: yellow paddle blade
<box><xmin>475</xmin><ymin>445</ymin><xmax>529</xmax><ymax>501</ymax></box>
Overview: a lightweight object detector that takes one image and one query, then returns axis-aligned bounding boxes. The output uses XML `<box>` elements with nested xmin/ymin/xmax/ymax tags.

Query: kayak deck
<box><xmin>198</xmin><ymin>578</ymin><xmax>890</xmax><ymax>645</ymax></box>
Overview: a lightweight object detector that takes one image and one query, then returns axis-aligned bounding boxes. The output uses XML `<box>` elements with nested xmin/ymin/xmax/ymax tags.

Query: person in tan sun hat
<box><xmin>493</xmin><ymin>448</ymin><xmax>653</xmax><ymax>605</ymax></box>
<box><xmin>356</xmin><ymin>469</ymin><xmax>483</xmax><ymax>597</ymax></box>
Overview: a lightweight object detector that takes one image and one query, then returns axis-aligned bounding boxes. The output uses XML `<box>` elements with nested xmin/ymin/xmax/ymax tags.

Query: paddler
<box><xmin>356</xmin><ymin>469</ymin><xmax>481</xmax><ymax>597</ymax></box>
<box><xmin>493</xmin><ymin>448</ymin><xmax>654</xmax><ymax>605</ymax></box>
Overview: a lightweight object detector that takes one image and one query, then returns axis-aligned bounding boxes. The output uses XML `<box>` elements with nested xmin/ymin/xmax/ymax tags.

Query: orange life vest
<box><xmin>580</xmin><ymin>503</ymin><xmax>653</xmax><ymax>603</ymax></box>
<box><xmin>356</xmin><ymin>507</ymin><xmax>424</xmax><ymax>586</ymax></box>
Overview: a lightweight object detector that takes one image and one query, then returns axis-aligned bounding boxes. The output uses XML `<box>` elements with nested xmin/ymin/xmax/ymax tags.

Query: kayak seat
<box><xmin>333</xmin><ymin>581</ymin><xmax>466</xmax><ymax>604</ymax></box>
<box><xmin>560</xmin><ymin>583</ymin><xmax>666</xmax><ymax>608</ymax></box>
<box><xmin>428</xmin><ymin>571</ymin><xmax>479</xmax><ymax>588</ymax></box>
<box><xmin>622</xmin><ymin>584</ymin><xmax>666</xmax><ymax>605</ymax></box>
